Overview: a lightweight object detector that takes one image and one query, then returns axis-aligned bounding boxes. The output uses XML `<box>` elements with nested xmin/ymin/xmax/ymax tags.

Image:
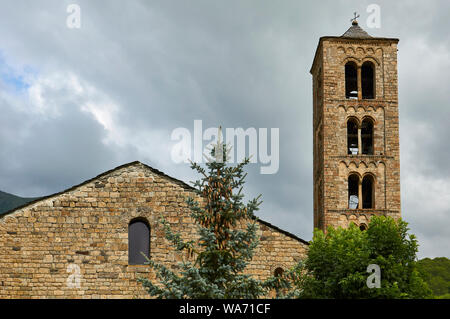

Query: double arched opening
<box><xmin>348</xmin><ymin>173</ymin><xmax>375</xmax><ymax>209</ymax></box>
<box><xmin>347</xmin><ymin>117</ymin><xmax>374</xmax><ymax>155</ymax></box>
<box><xmin>345</xmin><ymin>61</ymin><xmax>375</xmax><ymax>100</ymax></box>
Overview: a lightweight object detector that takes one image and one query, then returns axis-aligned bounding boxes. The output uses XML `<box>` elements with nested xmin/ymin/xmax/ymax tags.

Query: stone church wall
<box><xmin>0</xmin><ymin>162</ymin><xmax>308</xmax><ymax>298</ymax></box>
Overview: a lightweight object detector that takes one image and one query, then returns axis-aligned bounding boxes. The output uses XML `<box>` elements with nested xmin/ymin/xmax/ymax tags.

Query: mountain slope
<box><xmin>0</xmin><ymin>190</ymin><xmax>39</xmax><ymax>215</ymax></box>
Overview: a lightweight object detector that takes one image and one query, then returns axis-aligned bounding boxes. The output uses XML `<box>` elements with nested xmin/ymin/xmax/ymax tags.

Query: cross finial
<box><xmin>350</xmin><ymin>11</ymin><xmax>360</xmax><ymax>25</ymax></box>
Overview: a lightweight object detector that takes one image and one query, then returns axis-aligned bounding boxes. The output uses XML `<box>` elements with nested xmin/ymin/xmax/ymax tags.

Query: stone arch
<box><xmin>368</xmin><ymin>161</ymin><xmax>377</xmax><ymax>169</ymax></box>
<box><xmin>359</xmin><ymin>161</ymin><xmax>369</xmax><ymax>168</ymax></box>
<box><xmin>346</xmin><ymin>115</ymin><xmax>361</xmax><ymax>126</ymax></box>
<box><xmin>348</xmin><ymin>161</ymin><xmax>359</xmax><ymax>170</ymax></box>
<box><xmin>342</xmin><ymin>56</ymin><xmax>361</xmax><ymax>64</ymax></box>
<box><xmin>348</xmin><ymin>214</ymin><xmax>358</xmax><ymax>225</ymax></box>
<box><xmin>346</xmin><ymin>47</ymin><xmax>356</xmax><ymax>55</ymax></box>
<box><xmin>361</xmin><ymin>56</ymin><xmax>381</xmax><ymax>66</ymax></box>
<box><xmin>357</xmin><ymin>106</ymin><xmax>366</xmax><ymax>113</ymax></box>
<box><xmin>366</xmin><ymin>105</ymin><xmax>377</xmax><ymax>113</ymax></box>
<box><xmin>270</xmin><ymin>263</ymin><xmax>289</xmax><ymax>277</ymax></box>
<box><xmin>347</xmin><ymin>105</ymin><xmax>357</xmax><ymax>114</ymax></box>
<box><xmin>338</xmin><ymin>214</ymin><xmax>348</xmax><ymax>228</ymax></box>
<box><xmin>358</xmin><ymin>214</ymin><xmax>369</xmax><ymax>226</ymax></box>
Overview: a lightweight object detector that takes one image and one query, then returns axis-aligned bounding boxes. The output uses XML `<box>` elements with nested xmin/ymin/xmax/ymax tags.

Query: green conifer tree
<box><xmin>138</xmin><ymin>133</ymin><xmax>287</xmax><ymax>298</ymax></box>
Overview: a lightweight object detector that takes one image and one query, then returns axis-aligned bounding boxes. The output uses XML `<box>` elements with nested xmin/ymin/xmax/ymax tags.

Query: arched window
<box><xmin>274</xmin><ymin>267</ymin><xmax>284</xmax><ymax>277</ymax></box>
<box><xmin>348</xmin><ymin>174</ymin><xmax>359</xmax><ymax>209</ymax></box>
<box><xmin>361</xmin><ymin>118</ymin><xmax>374</xmax><ymax>155</ymax></box>
<box><xmin>362</xmin><ymin>175</ymin><xmax>375</xmax><ymax>209</ymax></box>
<box><xmin>361</xmin><ymin>62</ymin><xmax>375</xmax><ymax>99</ymax></box>
<box><xmin>128</xmin><ymin>218</ymin><xmax>150</xmax><ymax>265</ymax></box>
<box><xmin>347</xmin><ymin>118</ymin><xmax>359</xmax><ymax>155</ymax></box>
<box><xmin>359</xmin><ymin>224</ymin><xmax>368</xmax><ymax>231</ymax></box>
<box><xmin>345</xmin><ymin>62</ymin><xmax>358</xmax><ymax>99</ymax></box>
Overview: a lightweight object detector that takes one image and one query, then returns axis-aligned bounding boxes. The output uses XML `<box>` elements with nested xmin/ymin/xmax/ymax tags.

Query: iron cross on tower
<box><xmin>351</xmin><ymin>12</ymin><xmax>360</xmax><ymax>23</ymax></box>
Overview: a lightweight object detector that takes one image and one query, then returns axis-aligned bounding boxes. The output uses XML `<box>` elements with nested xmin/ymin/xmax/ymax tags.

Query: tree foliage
<box><xmin>416</xmin><ymin>257</ymin><xmax>450</xmax><ymax>298</ymax></box>
<box><xmin>296</xmin><ymin>216</ymin><xmax>432</xmax><ymax>299</ymax></box>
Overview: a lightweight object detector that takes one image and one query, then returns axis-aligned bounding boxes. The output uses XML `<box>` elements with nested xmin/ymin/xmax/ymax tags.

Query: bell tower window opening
<box><xmin>361</xmin><ymin>61</ymin><xmax>375</xmax><ymax>99</ymax></box>
<box><xmin>348</xmin><ymin>174</ymin><xmax>359</xmax><ymax>209</ymax></box>
<box><xmin>362</xmin><ymin>175</ymin><xmax>375</xmax><ymax>209</ymax></box>
<box><xmin>361</xmin><ymin>118</ymin><xmax>374</xmax><ymax>155</ymax></box>
<box><xmin>345</xmin><ymin>62</ymin><xmax>358</xmax><ymax>99</ymax></box>
<box><xmin>347</xmin><ymin>118</ymin><xmax>359</xmax><ymax>155</ymax></box>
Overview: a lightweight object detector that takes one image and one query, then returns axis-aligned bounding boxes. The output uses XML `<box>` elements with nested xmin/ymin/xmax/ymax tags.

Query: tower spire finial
<box><xmin>350</xmin><ymin>12</ymin><xmax>360</xmax><ymax>25</ymax></box>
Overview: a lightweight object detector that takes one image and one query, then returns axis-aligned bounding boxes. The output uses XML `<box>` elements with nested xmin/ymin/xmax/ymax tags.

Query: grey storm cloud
<box><xmin>0</xmin><ymin>0</ymin><xmax>448</xmax><ymax>258</ymax></box>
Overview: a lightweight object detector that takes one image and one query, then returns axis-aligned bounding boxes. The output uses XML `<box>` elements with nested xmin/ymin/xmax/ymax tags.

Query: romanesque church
<box><xmin>0</xmin><ymin>19</ymin><xmax>400</xmax><ymax>298</ymax></box>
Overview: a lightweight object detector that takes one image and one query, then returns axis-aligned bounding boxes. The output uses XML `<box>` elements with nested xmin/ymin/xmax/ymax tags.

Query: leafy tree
<box><xmin>138</xmin><ymin>141</ymin><xmax>285</xmax><ymax>298</ymax></box>
<box><xmin>296</xmin><ymin>216</ymin><xmax>432</xmax><ymax>299</ymax></box>
<box><xmin>417</xmin><ymin>257</ymin><xmax>450</xmax><ymax>298</ymax></box>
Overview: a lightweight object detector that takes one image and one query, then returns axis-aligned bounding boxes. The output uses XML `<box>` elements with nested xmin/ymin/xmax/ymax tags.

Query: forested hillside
<box><xmin>417</xmin><ymin>257</ymin><xmax>450</xmax><ymax>298</ymax></box>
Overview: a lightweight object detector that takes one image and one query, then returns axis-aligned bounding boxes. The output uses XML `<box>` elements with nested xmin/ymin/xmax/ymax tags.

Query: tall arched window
<box><xmin>128</xmin><ymin>218</ymin><xmax>150</xmax><ymax>265</ymax></box>
<box><xmin>361</xmin><ymin>61</ymin><xmax>375</xmax><ymax>99</ymax></box>
<box><xmin>347</xmin><ymin>118</ymin><xmax>359</xmax><ymax>154</ymax></box>
<box><xmin>362</xmin><ymin>175</ymin><xmax>375</xmax><ymax>209</ymax></box>
<box><xmin>345</xmin><ymin>62</ymin><xmax>358</xmax><ymax>99</ymax></box>
<box><xmin>348</xmin><ymin>174</ymin><xmax>359</xmax><ymax>209</ymax></box>
<box><xmin>361</xmin><ymin>118</ymin><xmax>374</xmax><ymax>155</ymax></box>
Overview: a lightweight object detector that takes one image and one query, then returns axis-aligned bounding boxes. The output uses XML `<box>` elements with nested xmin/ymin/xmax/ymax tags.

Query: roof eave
<box><xmin>310</xmin><ymin>36</ymin><xmax>399</xmax><ymax>74</ymax></box>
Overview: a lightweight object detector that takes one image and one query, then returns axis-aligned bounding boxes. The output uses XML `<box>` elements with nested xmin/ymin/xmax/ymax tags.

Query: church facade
<box><xmin>0</xmin><ymin>20</ymin><xmax>401</xmax><ymax>298</ymax></box>
<box><xmin>0</xmin><ymin>162</ymin><xmax>308</xmax><ymax>298</ymax></box>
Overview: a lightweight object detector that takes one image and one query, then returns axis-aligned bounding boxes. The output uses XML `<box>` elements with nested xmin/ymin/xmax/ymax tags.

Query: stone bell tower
<box><xmin>310</xmin><ymin>18</ymin><xmax>401</xmax><ymax>231</ymax></box>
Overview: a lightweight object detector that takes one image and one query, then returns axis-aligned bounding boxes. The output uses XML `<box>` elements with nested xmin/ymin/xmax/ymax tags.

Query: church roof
<box><xmin>0</xmin><ymin>161</ymin><xmax>309</xmax><ymax>245</ymax></box>
<box><xmin>310</xmin><ymin>19</ymin><xmax>398</xmax><ymax>74</ymax></box>
<box><xmin>341</xmin><ymin>20</ymin><xmax>372</xmax><ymax>38</ymax></box>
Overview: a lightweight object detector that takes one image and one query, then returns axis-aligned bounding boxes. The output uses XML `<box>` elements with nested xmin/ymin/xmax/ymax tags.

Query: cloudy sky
<box><xmin>0</xmin><ymin>0</ymin><xmax>448</xmax><ymax>258</ymax></box>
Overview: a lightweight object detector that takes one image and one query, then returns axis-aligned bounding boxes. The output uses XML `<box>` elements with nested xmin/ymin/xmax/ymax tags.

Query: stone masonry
<box><xmin>0</xmin><ymin>162</ymin><xmax>308</xmax><ymax>298</ymax></box>
<box><xmin>310</xmin><ymin>20</ymin><xmax>401</xmax><ymax>231</ymax></box>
